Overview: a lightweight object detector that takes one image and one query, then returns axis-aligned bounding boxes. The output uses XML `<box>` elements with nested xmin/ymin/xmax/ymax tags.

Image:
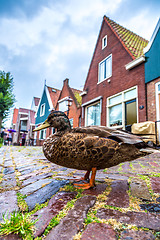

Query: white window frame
<box><xmin>85</xmin><ymin>101</ymin><xmax>101</xmax><ymax>126</ymax></box>
<box><xmin>107</xmin><ymin>86</ymin><xmax>138</xmax><ymax>129</ymax></box>
<box><xmin>98</xmin><ymin>54</ymin><xmax>112</xmax><ymax>83</ymax></box>
<box><xmin>102</xmin><ymin>35</ymin><xmax>107</xmax><ymax>49</ymax></box>
<box><xmin>40</xmin><ymin>103</ymin><xmax>45</xmax><ymax>116</ymax></box>
<box><xmin>39</xmin><ymin>129</ymin><xmax>46</xmax><ymax>140</ymax></box>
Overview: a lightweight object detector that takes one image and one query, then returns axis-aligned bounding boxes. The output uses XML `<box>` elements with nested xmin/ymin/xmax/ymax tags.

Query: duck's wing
<box><xmin>72</xmin><ymin>126</ymin><xmax>144</xmax><ymax>146</ymax></box>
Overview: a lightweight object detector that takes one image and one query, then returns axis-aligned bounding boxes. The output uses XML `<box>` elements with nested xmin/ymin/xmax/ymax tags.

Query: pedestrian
<box><xmin>7</xmin><ymin>131</ymin><xmax>12</xmax><ymax>146</ymax></box>
<box><xmin>22</xmin><ymin>132</ymin><xmax>26</xmax><ymax>146</ymax></box>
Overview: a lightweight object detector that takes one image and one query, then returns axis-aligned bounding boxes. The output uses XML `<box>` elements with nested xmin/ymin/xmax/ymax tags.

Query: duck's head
<box><xmin>33</xmin><ymin>111</ymin><xmax>71</xmax><ymax>132</ymax></box>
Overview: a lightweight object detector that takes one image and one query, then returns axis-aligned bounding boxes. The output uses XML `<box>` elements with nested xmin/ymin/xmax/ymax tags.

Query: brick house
<box><xmin>55</xmin><ymin>78</ymin><xmax>82</xmax><ymax>128</ymax></box>
<box><xmin>35</xmin><ymin>84</ymin><xmax>61</xmax><ymax>146</ymax></box>
<box><xmin>11</xmin><ymin>107</ymin><xmax>36</xmax><ymax>145</ymax></box>
<box><xmin>81</xmin><ymin>16</ymin><xmax>148</xmax><ymax>131</ymax></box>
<box><xmin>144</xmin><ymin>18</ymin><xmax>160</xmax><ymax>139</ymax></box>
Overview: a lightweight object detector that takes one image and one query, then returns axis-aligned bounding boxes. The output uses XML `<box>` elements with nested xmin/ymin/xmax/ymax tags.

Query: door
<box><xmin>125</xmin><ymin>99</ymin><xmax>137</xmax><ymax>131</ymax></box>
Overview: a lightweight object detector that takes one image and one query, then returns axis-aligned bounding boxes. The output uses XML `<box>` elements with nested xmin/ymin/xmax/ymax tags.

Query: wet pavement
<box><xmin>0</xmin><ymin>146</ymin><xmax>160</xmax><ymax>239</ymax></box>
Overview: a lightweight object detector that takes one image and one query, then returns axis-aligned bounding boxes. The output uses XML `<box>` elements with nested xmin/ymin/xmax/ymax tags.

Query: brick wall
<box><xmin>82</xmin><ymin>20</ymin><xmax>146</xmax><ymax>126</ymax></box>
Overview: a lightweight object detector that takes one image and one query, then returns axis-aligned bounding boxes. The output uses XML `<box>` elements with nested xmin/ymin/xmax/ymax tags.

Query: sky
<box><xmin>0</xmin><ymin>0</ymin><xmax>159</xmax><ymax>127</ymax></box>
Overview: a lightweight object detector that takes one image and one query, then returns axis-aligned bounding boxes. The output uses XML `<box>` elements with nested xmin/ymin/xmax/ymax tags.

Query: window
<box><xmin>107</xmin><ymin>87</ymin><xmax>137</xmax><ymax>129</ymax></box>
<box><xmin>102</xmin><ymin>35</ymin><xmax>107</xmax><ymax>49</ymax></box>
<box><xmin>99</xmin><ymin>54</ymin><xmax>112</xmax><ymax>83</ymax></box>
<box><xmin>69</xmin><ymin>118</ymin><xmax>73</xmax><ymax>128</ymax></box>
<box><xmin>39</xmin><ymin>129</ymin><xmax>46</xmax><ymax>140</ymax></box>
<box><xmin>86</xmin><ymin>102</ymin><xmax>100</xmax><ymax>126</ymax></box>
<box><xmin>40</xmin><ymin>104</ymin><xmax>45</xmax><ymax>116</ymax></box>
<box><xmin>59</xmin><ymin>100</ymin><xmax>68</xmax><ymax>112</ymax></box>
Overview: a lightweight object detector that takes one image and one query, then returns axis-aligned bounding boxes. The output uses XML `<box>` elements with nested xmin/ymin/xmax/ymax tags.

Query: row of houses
<box><xmin>11</xmin><ymin>16</ymin><xmax>160</xmax><ymax>145</ymax></box>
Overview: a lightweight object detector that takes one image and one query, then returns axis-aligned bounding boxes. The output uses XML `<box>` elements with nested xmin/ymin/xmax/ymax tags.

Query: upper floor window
<box><xmin>40</xmin><ymin>103</ymin><xmax>45</xmax><ymax>116</ymax></box>
<box><xmin>98</xmin><ymin>54</ymin><xmax>112</xmax><ymax>83</ymax></box>
<box><xmin>59</xmin><ymin>100</ymin><xmax>68</xmax><ymax>112</ymax></box>
<box><xmin>102</xmin><ymin>35</ymin><xmax>107</xmax><ymax>49</ymax></box>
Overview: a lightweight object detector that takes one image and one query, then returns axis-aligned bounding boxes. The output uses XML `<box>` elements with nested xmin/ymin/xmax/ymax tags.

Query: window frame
<box><xmin>40</xmin><ymin>103</ymin><xmax>45</xmax><ymax>117</ymax></box>
<box><xmin>98</xmin><ymin>54</ymin><xmax>112</xmax><ymax>83</ymax></box>
<box><xmin>107</xmin><ymin>86</ymin><xmax>138</xmax><ymax>129</ymax></box>
<box><xmin>102</xmin><ymin>35</ymin><xmax>107</xmax><ymax>49</ymax></box>
<box><xmin>85</xmin><ymin>101</ymin><xmax>101</xmax><ymax>126</ymax></box>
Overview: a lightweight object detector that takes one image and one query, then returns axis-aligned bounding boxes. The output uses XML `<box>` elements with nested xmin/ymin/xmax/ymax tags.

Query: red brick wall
<box><xmin>82</xmin><ymin>20</ymin><xmax>146</xmax><ymax>126</ymax></box>
<box><xmin>56</xmin><ymin>79</ymin><xmax>81</xmax><ymax>128</ymax></box>
<box><xmin>146</xmin><ymin>77</ymin><xmax>160</xmax><ymax>121</ymax></box>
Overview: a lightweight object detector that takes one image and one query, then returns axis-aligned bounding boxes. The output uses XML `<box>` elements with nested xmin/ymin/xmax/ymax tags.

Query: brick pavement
<box><xmin>0</xmin><ymin>146</ymin><xmax>160</xmax><ymax>239</ymax></box>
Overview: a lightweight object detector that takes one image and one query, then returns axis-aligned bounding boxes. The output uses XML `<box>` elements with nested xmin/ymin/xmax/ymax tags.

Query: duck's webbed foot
<box><xmin>71</xmin><ymin>169</ymin><xmax>91</xmax><ymax>183</ymax></box>
<box><xmin>73</xmin><ymin>167</ymin><xmax>96</xmax><ymax>189</ymax></box>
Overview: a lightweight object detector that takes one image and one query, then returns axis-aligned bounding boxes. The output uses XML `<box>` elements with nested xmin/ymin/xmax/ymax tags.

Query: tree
<box><xmin>0</xmin><ymin>71</ymin><xmax>16</xmax><ymax>131</ymax></box>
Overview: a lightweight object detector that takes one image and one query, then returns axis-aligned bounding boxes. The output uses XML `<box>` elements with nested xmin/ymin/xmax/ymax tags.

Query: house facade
<box><xmin>55</xmin><ymin>78</ymin><xmax>82</xmax><ymax>128</ymax></box>
<box><xmin>144</xmin><ymin>18</ymin><xmax>160</xmax><ymax>139</ymax></box>
<box><xmin>81</xmin><ymin>16</ymin><xmax>148</xmax><ymax>131</ymax></box>
<box><xmin>11</xmin><ymin>107</ymin><xmax>36</xmax><ymax>145</ymax></box>
<box><xmin>34</xmin><ymin>84</ymin><xmax>61</xmax><ymax>146</ymax></box>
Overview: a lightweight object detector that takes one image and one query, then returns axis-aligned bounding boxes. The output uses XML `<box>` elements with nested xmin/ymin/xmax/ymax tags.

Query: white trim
<box><xmin>81</xmin><ymin>96</ymin><xmax>102</xmax><ymax>107</ymax></box>
<box><xmin>125</xmin><ymin>56</ymin><xmax>145</xmax><ymax>70</ymax></box>
<box><xmin>155</xmin><ymin>82</ymin><xmax>160</xmax><ymax>121</ymax></box>
<box><xmin>19</xmin><ymin>112</ymin><xmax>28</xmax><ymax>115</ymax></box>
<box><xmin>144</xmin><ymin>18</ymin><xmax>160</xmax><ymax>54</ymax></box>
<box><xmin>46</xmin><ymin>86</ymin><xmax>54</xmax><ymax>110</ymax></box>
<box><xmin>58</xmin><ymin>96</ymin><xmax>69</xmax><ymax>103</ymax></box>
<box><xmin>85</xmin><ymin>100</ymin><xmax>101</xmax><ymax>127</ymax></box>
<box><xmin>40</xmin><ymin>103</ymin><xmax>45</xmax><ymax>117</ymax></box>
<box><xmin>20</xmin><ymin>117</ymin><xmax>28</xmax><ymax>120</ymax></box>
<box><xmin>80</xmin><ymin>91</ymin><xmax>87</xmax><ymax>96</ymax></box>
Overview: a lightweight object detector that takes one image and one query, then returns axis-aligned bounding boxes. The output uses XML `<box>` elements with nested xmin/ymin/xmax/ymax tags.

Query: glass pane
<box><xmin>125</xmin><ymin>100</ymin><xmax>137</xmax><ymax>125</ymax></box>
<box><xmin>109</xmin><ymin>103</ymin><xmax>122</xmax><ymax>126</ymax></box>
<box><xmin>109</xmin><ymin>94</ymin><xmax>122</xmax><ymax>105</ymax></box>
<box><xmin>124</xmin><ymin>88</ymin><xmax>137</xmax><ymax>101</ymax></box>
<box><xmin>87</xmin><ymin>102</ymin><xmax>100</xmax><ymax>126</ymax></box>
<box><xmin>59</xmin><ymin>100</ymin><xmax>68</xmax><ymax>112</ymax></box>
<box><xmin>99</xmin><ymin>61</ymin><xmax>105</xmax><ymax>82</ymax></box>
<box><xmin>158</xmin><ymin>84</ymin><xmax>160</xmax><ymax>92</ymax></box>
<box><xmin>105</xmin><ymin>56</ymin><xmax>112</xmax><ymax>79</ymax></box>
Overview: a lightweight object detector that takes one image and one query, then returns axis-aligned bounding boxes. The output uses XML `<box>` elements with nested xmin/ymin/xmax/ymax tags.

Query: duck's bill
<box><xmin>33</xmin><ymin>120</ymin><xmax>50</xmax><ymax>131</ymax></box>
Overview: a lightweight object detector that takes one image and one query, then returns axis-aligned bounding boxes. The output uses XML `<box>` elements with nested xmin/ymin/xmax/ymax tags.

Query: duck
<box><xmin>34</xmin><ymin>110</ymin><xmax>145</xmax><ymax>189</ymax></box>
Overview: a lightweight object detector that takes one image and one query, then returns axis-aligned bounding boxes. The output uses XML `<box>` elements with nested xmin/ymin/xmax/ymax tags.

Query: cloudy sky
<box><xmin>0</xmin><ymin>0</ymin><xmax>159</xmax><ymax>127</ymax></box>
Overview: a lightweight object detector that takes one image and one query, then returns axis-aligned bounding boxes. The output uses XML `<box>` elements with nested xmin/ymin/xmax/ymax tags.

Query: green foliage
<box><xmin>16</xmin><ymin>193</ymin><xmax>28</xmax><ymax>212</ymax></box>
<box><xmin>0</xmin><ymin>71</ymin><xmax>16</xmax><ymax>128</ymax></box>
<box><xmin>0</xmin><ymin>137</ymin><xmax>3</xmax><ymax>147</ymax></box>
<box><xmin>0</xmin><ymin>211</ymin><xmax>37</xmax><ymax>239</ymax></box>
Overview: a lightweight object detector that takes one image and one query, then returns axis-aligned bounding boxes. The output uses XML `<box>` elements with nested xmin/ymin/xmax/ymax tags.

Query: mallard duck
<box><xmin>34</xmin><ymin>111</ymin><xmax>145</xmax><ymax>189</ymax></box>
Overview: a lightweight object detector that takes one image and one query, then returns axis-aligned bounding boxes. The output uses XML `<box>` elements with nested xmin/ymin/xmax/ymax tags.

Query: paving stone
<box><xmin>149</xmin><ymin>162</ymin><xmax>160</xmax><ymax>168</ymax></box>
<box><xmin>45</xmin><ymin>195</ymin><xmax>96</xmax><ymax>240</ymax></box>
<box><xmin>25</xmin><ymin>180</ymin><xmax>68</xmax><ymax>211</ymax></box>
<box><xmin>19</xmin><ymin>178</ymin><xmax>53</xmax><ymax>196</ymax></box>
<box><xmin>157</xmin><ymin>197</ymin><xmax>160</xmax><ymax>202</ymax></box>
<box><xmin>32</xmin><ymin>191</ymin><xmax>77</xmax><ymax>237</ymax></box>
<box><xmin>151</xmin><ymin>177</ymin><xmax>160</xmax><ymax>193</ymax></box>
<box><xmin>106</xmin><ymin>180</ymin><xmax>129</xmax><ymax>208</ymax></box>
<box><xmin>130</xmin><ymin>178</ymin><xmax>152</xmax><ymax>201</ymax></box>
<box><xmin>83</xmin><ymin>183</ymin><xmax>108</xmax><ymax>196</ymax></box>
<box><xmin>119</xmin><ymin>229</ymin><xmax>155</xmax><ymax>240</ymax></box>
<box><xmin>105</xmin><ymin>174</ymin><xmax>129</xmax><ymax>181</ymax></box>
<box><xmin>1</xmin><ymin>173</ymin><xmax>17</xmax><ymax>189</ymax></box>
<box><xmin>0</xmin><ymin>234</ymin><xmax>22</xmax><ymax>240</ymax></box>
<box><xmin>18</xmin><ymin>168</ymin><xmax>50</xmax><ymax>181</ymax></box>
<box><xmin>0</xmin><ymin>191</ymin><xmax>18</xmax><ymax>221</ymax></box>
<box><xmin>22</xmin><ymin>172</ymin><xmax>53</xmax><ymax>187</ymax></box>
<box><xmin>139</xmin><ymin>203</ymin><xmax>160</xmax><ymax>212</ymax></box>
<box><xmin>4</xmin><ymin>160</ymin><xmax>13</xmax><ymax>167</ymax></box>
<box><xmin>96</xmin><ymin>208</ymin><xmax>160</xmax><ymax>231</ymax></box>
<box><xmin>121</xmin><ymin>162</ymin><xmax>132</xmax><ymax>171</ymax></box>
<box><xmin>81</xmin><ymin>222</ymin><xmax>117</xmax><ymax>240</ymax></box>
<box><xmin>3</xmin><ymin>167</ymin><xmax>14</xmax><ymax>175</ymax></box>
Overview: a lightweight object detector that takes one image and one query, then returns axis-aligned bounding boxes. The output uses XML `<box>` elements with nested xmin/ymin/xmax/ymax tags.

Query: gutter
<box><xmin>125</xmin><ymin>55</ymin><xmax>145</xmax><ymax>70</ymax></box>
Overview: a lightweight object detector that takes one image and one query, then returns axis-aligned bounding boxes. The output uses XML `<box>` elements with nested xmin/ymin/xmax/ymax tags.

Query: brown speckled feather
<box><xmin>43</xmin><ymin>128</ymin><xmax>144</xmax><ymax>171</ymax></box>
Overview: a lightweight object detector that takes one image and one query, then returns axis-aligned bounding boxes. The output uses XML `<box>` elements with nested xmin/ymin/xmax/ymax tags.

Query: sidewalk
<box><xmin>0</xmin><ymin>146</ymin><xmax>160</xmax><ymax>239</ymax></box>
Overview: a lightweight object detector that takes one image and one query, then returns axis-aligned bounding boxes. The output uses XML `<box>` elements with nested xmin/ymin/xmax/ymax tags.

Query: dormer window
<box><xmin>102</xmin><ymin>35</ymin><xmax>107</xmax><ymax>49</ymax></box>
<box><xmin>40</xmin><ymin>103</ymin><xmax>45</xmax><ymax>116</ymax></box>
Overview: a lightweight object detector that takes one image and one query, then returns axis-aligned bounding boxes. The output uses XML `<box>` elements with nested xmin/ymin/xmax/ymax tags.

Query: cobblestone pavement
<box><xmin>0</xmin><ymin>146</ymin><xmax>160</xmax><ymax>239</ymax></box>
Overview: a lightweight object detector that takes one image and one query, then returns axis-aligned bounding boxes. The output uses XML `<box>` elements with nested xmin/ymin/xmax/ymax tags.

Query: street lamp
<box><xmin>66</xmin><ymin>96</ymin><xmax>73</xmax><ymax>117</ymax></box>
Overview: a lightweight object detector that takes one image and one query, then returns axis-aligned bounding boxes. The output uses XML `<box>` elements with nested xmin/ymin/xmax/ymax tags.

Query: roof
<box><xmin>104</xmin><ymin>16</ymin><xmax>149</xmax><ymax>59</ymax></box>
<box><xmin>47</xmin><ymin>86</ymin><xmax>61</xmax><ymax>109</ymax></box>
<box><xmin>12</xmin><ymin>108</ymin><xmax>18</xmax><ymax>124</ymax></box>
<box><xmin>71</xmin><ymin>88</ymin><xmax>82</xmax><ymax>107</ymax></box>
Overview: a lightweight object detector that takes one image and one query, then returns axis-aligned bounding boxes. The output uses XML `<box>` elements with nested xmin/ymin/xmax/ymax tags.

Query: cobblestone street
<box><xmin>0</xmin><ymin>146</ymin><xmax>160</xmax><ymax>239</ymax></box>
